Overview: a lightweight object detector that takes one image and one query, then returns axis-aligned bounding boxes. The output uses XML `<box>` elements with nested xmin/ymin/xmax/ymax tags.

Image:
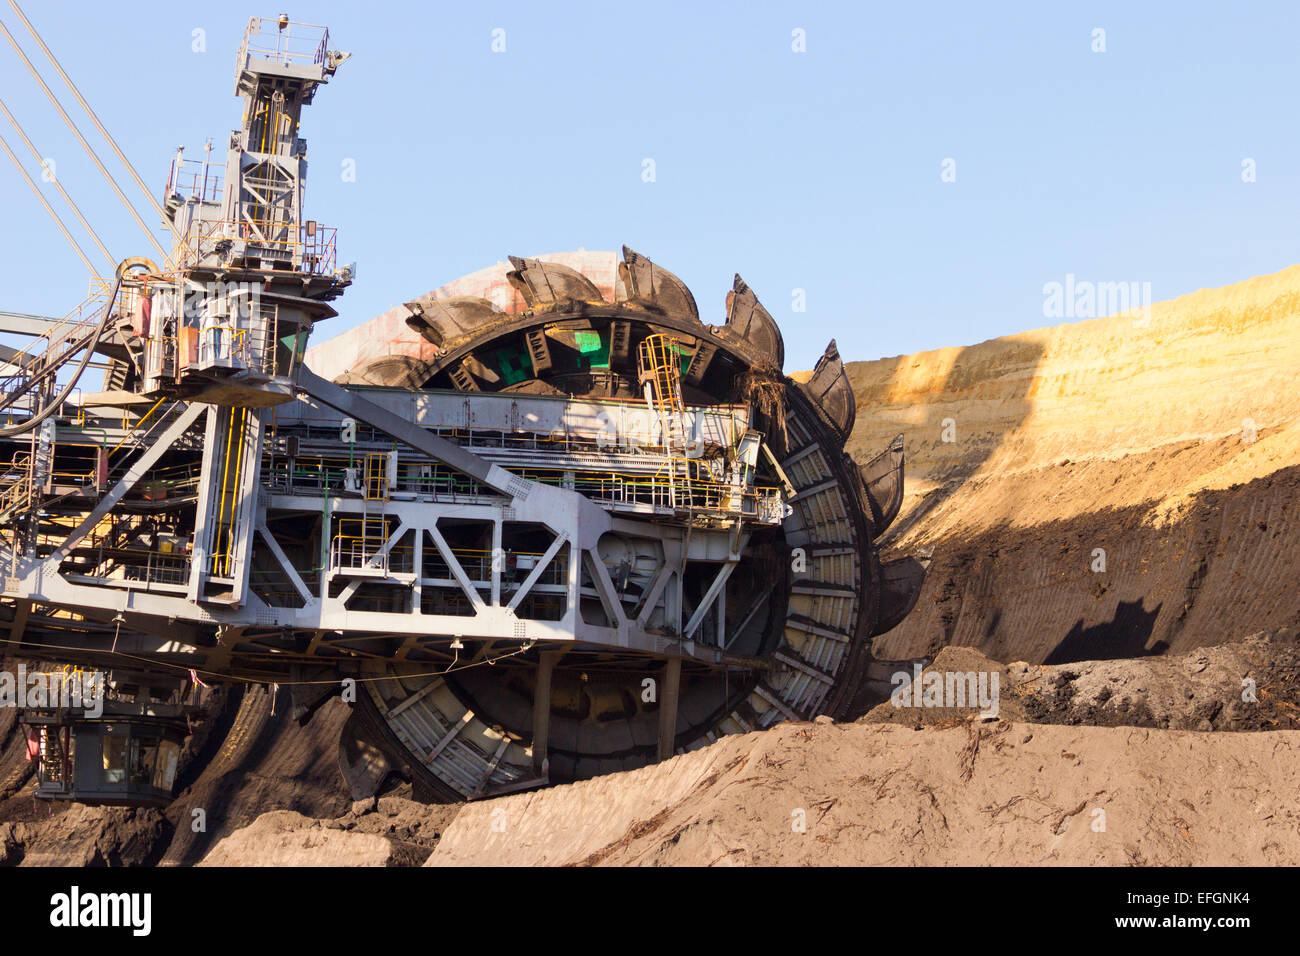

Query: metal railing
<box><xmin>513</xmin><ymin>465</ymin><xmax>784</xmax><ymax>523</ymax></box>
<box><xmin>163</xmin><ymin>154</ymin><xmax>224</xmax><ymax>204</ymax></box>
<box><xmin>264</xmin><ymin>452</ymin><xmax>782</xmax><ymax>522</ymax></box>
<box><xmin>196</xmin><ymin>322</ymin><xmax>275</xmax><ymax>376</ymax></box>
<box><xmin>238</xmin><ymin>16</ymin><xmax>331</xmax><ymax>68</ymax></box>
<box><xmin>330</xmin><ymin>518</ymin><xmax>412</xmax><ymax>576</ymax></box>
<box><xmin>120</xmin><ymin>550</ymin><xmax>191</xmax><ymax>587</ymax></box>
<box><xmin>0</xmin><ymin>454</ymin><xmax>33</xmax><ymax>522</ymax></box>
<box><xmin>0</xmin><ymin>288</ymin><xmax>109</xmax><ymax>410</ymax></box>
<box><xmin>177</xmin><ymin>217</ymin><xmax>337</xmax><ymax>275</ymax></box>
<box><xmin>264</xmin><ymin>456</ymin><xmax>488</xmax><ymax>501</ymax></box>
<box><xmin>73</xmin><ymin>544</ymin><xmax>191</xmax><ymax>589</ymax></box>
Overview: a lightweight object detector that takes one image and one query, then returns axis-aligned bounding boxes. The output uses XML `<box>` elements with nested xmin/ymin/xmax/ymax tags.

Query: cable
<box><xmin>0</xmin><ymin>127</ymin><xmax>94</xmax><ymax>272</ymax></box>
<box><xmin>0</xmin><ymin>269</ymin><xmax>120</xmax><ymax>438</ymax></box>
<box><xmin>0</xmin><ymin>97</ymin><xmax>114</xmax><ymax>270</ymax></box>
<box><xmin>0</xmin><ymin>14</ymin><xmax>169</xmax><ymax>262</ymax></box>
<box><xmin>6</xmin><ymin>0</ymin><xmax>178</xmax><ymax>245</ymax></box>
<box><xmin>0</xmin><ymin>631</ymin><xmax>535</xmax><ymax>686</ymax></box>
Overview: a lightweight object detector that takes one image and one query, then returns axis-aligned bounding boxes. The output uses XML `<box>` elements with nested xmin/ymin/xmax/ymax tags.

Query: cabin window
<box><xmin>153</xmin><ymin>740</ymin><xmax>180</xmax><ymax>790</ymax></box>
<box><xmin>102</xmin><ymin>729</ymin><xmax>127</xmax><ymax>784</ymax></box>
<box><xmin>129</xmin><ymin>738</ymin><xmax>158</xmax><ymax>786</ymax></box>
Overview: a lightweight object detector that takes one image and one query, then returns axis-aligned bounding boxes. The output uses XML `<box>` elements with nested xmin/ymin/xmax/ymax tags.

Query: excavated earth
<box><xmin>2</xmin><ymin>265</ymin><xmax>1299</xmax><ymax>865</ymax></box>
<box><xmin>844</xmin><ymin>264</ymin><xmax>1300</xmax><ymax>676</ymax></box>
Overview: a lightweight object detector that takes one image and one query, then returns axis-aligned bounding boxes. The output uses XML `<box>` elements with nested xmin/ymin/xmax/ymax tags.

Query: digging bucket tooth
<box><xmin>344</xmin><ymin>355</ymin><xmax>436</xmax><ymax>388</ymax></box>
<box><xmin>720</xmin><ymin>274</ymin><xmax>785</xmax><ymax>371</ymax></box>
<box><xmin>798</xmin><ymin>338</ymin><xmax>856</xmax><ymax>441</ymax></box>
<box><xmin>860</xmin><ymin>435</ymin><xmax>905</xmax><ymax>535</ymax></box>
<box><xmin>403</xmin><ymin>296</ymin><xmax>504</xmax><ymax>350</ymax></box>
<box><xmin>507</xmin><ymin>255</ymin><xmax>607</xmax><ymax>311</ymax></box>
<box><xmin>873</xmin><ymin>551</ymin><xmax>932</xmax><ymax>636</ymax></box>
<box><xmin>683</xmin><ymin>339</ymin><xmax>718</xmax><ymax>386</ymax></box>
<box><xmin>616</xmin><ymin>246</ymin><xmax>700</xmax><ymax>322</ymax></box>
<box><xmin>609</xmin><ymin>318</ymin><xmax>632</xmax><ymax>368</ymax></box>
<box><xmin>447</xmin><ymin>362</ymin><xmax>479</xmax><ymax>391</ymax></box>
<box><xmin>524</xmin><ymin>327</ymin><xmax>553</xmax><ymax>375</ymax></box>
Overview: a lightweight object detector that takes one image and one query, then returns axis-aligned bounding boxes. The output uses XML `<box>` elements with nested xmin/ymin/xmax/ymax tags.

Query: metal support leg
<box><xmin>532</xmin><ymin>648</ymin><xmax>564</xmax><ymax>775</ymax></box>
<box><xmin>657</xmin><ymin>656</ymin><xmax>682</xmax><ymax>762</ymax></box>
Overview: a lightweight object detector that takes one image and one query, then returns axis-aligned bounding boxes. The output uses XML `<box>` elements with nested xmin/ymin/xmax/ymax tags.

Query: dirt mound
<box><xmin>198</xmin><ymin>796</ymin><xmax>460</xmax><ymax>866</ymax></box>
<box><xmin>3</xmin><ymin>805</ymin><xmax>169</xmax><ymax>866</ymax></box>
<box><xmin>159</xmin><ymin>685</ymin><xmax>354</xmax><ymax>865</ymax></box>
<box><xmin>198</xmin><ymin>811</ymin><xmax>399</xmax><ymax>867</ymax></box>
<box><xmin>428</xmin><ymin>717</ymin><xmax>1300</xmax><ymax>866</ymax></box>
<box><xmin>419</xmin><ymin>636</ymin><xmax>1300</xmax><ymax>866</ymax></box>
<box><xmin>862</xmin><ymin>635</ymin><xmax>1300</xmax><ymax>731</ymax></box>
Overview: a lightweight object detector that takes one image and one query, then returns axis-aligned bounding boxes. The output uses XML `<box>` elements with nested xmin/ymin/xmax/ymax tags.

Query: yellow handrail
<box><xmin>109</xmin><ymin>398</ymin><xmax>166</xmax><ymax>455</ymax></box>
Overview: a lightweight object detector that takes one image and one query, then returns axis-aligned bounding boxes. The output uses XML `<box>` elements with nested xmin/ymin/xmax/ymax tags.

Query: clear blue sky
<box><xmin>2</xmin><ymin>1</ymin><xmax>1299</xmax><ymax>372</ymax></box>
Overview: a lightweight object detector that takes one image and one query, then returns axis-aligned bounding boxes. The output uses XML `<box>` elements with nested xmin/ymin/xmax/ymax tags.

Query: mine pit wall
<box><xmin>844</xmin><ymin>264</ymin><xmax>1300</xmax><ymax>676</ymax></box>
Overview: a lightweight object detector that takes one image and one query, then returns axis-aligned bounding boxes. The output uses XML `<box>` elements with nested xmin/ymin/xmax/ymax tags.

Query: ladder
<box><xmin>637</xmin><ymin>334</ymin><xmax>687</xmax><ymax>451</ymax></box>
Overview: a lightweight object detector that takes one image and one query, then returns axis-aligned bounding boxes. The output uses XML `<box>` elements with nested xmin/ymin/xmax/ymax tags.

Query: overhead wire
<box><xmin>0</xmin><ymin>126</ymin><xmax>95</xmax><ymax>272</ymax></box>
<box><xmin>0</xmin><ymin>96</ymin><xmax>114</xmax><ymax>270</ymax></box>
<box><xmin>0</xmin><ymin>13</ymin><xmax>169</xmax><ymax>262</ymax></box>
<box><xmin>5</xmin><ymin>0</ymin><xmax>178</xmax><ymax>247</ymax></box>
<box><xmin>0</xmin><ymin>630</ymin><xmax>537</xmax><ymax>686</ymax></box>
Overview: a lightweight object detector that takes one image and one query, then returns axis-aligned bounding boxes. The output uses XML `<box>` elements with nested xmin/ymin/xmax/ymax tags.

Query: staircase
<box><xmin>0</xmin><ymin>290</ymin><xmax>110</xmax><ymax>419</ymax></box>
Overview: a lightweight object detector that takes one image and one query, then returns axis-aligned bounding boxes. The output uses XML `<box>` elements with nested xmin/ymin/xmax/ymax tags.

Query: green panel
<box><xmin>574</xmin><ymin>330</ymin><xmax>610</xmax><ymax>369</ymax></box>
<box><xmin>280</xmin><ymin>330</ymin><xmax>308</xmax><ymax>360</ymax></box>
<box><xmin>493</xmin><ymin>347</ymin><xmax>529</xmax><ymax>385</ymax></box>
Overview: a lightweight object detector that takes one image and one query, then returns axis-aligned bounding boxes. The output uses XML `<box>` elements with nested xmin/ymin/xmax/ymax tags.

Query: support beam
<box><xmin>0</xmin><ymin>310</ymin><xmax>130</xmax><ymax>362</ymax></box>
<box><xmin>657</xmin><ymin>656</ymin><xmax>682</xmax><ymax>762</ymax></box>
<box><xmin>255</xmin><ymin>521</ymin><xmax>315</xmax><ymax>605</ymax></box>
<box><xmin>490</xmin><ymin>520</ymin><xmax>502</xmax><ymax>607</ymax></box>
<box><xmin>635</xmin><ymin>563</ymin><xmax>675</xmax><ymax>627</ymax></box>
<box><xmin>584</xmin><ymin>548</ymin><xmax>627</xmax><ymax>629</ymax></box>
<box><xmin>507</xmin><ymin>532</ymin><xmax>568</xmax><ymax>612</ymax></box>
<box><xmin>725</xmin><ymin>589</ymin><xmax>768</xmax><ymax>651</ymax></box>
<box><xmin>297</xmin><ymin>368</ymin><xmax>510</xmax><ymax>494</ymax></box>
<box><xmin>5</xmin><ymin>597</ymin><xmax>29</xmax><ymax>643</ymax></box>
<box><xmin>427</xmin><ymin>523</ymin><xmax>486</xmax><ymax>609</ymax></box>
<box><xmin>531</xmin><ymin>648</ymin><xmax>565</xmax><ymax>775</ymax></box>
<box><xmin>51</xmin><ymin>403</ymin><xmax>203</xmax><ymax>560</ymax></box>
<box><xmin>683</xmin><ymin>561</ymin><xmax>737</xmax><ymax>640</ymax></box>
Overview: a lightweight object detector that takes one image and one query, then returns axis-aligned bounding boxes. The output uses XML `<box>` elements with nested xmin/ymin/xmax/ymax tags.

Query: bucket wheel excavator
<box><xmin>0</xmin><ymin>11</ymin><xmax>927</xmax><ymax>807</ymax></box>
